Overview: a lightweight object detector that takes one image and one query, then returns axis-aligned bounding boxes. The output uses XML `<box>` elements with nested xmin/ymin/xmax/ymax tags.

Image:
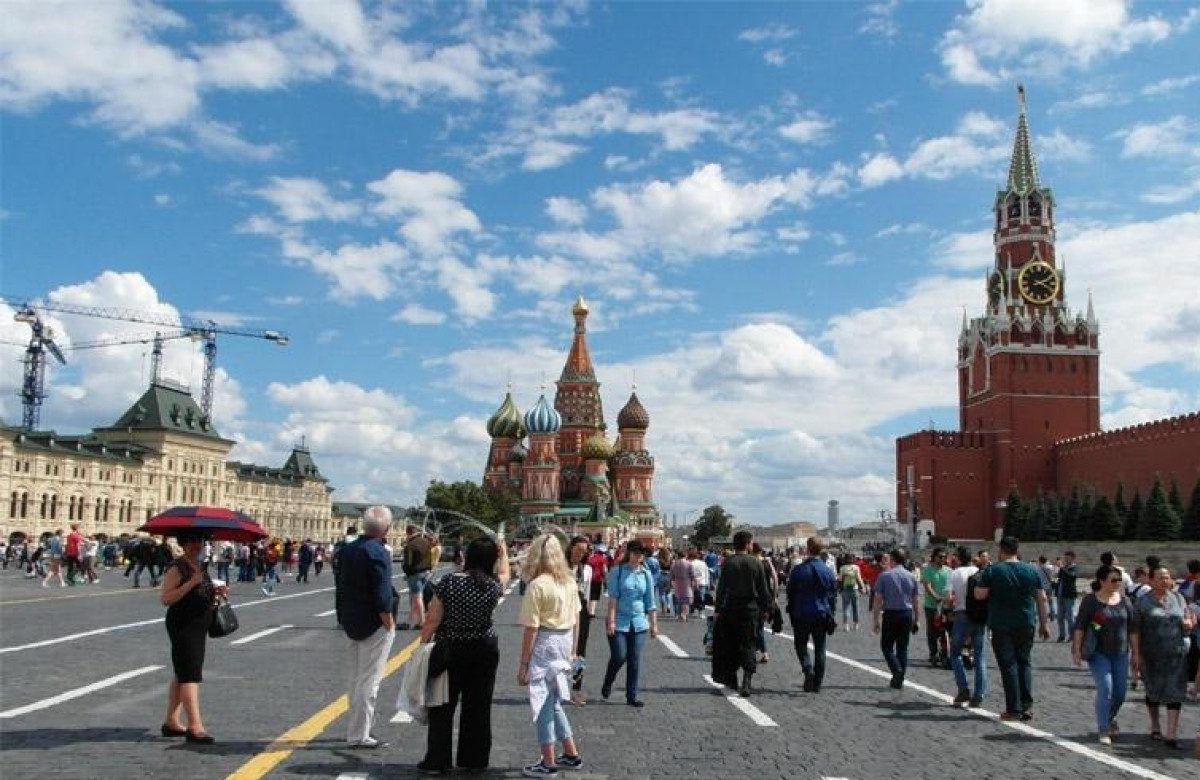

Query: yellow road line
<box><xmin>1</xmin><ymin>587</ymin><xmax>151</xmax><ymax>606</ymax></box>
<box><xmin>225</xmin><ymin>636</ymin><xmax>421</xmax><ymax>780</ymax></box>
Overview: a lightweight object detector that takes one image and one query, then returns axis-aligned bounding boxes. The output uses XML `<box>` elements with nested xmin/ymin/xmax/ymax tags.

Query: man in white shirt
<box><xmin>690</xmin><ymin>551</ymin><xmax>710</xmax><ymax>615</ymax></box>
<box><xmin>947</xmin><ymin>547</ymin><xmax>987</xmax><ymax>707</ymax></box>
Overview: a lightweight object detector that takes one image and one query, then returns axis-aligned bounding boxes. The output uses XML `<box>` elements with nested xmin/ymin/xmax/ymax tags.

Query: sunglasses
<box><xmin>1107</xmin><ymin>577</ymin><xmax>1122</xmax><ymax>584</ymax></box>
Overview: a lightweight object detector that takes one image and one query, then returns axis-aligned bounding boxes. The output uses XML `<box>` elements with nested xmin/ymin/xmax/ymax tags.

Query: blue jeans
<box><xmin>603</xmin><ymin>629</ymin><xmax>648</xmax><ymax>702</ymax></box>
<box><xmin>534</xmin><ymin>690</ymin><xmax>572</xmax><ymax>746</ymax></box>
<box><xmin>950</xmin><ymin>614</ymin><xmax>988</xmax><ymax>697</ymax></box>
<box><xmin>990</xmin><ymin>625</ymin><xmax>1035</xmax><ymax>715</ymax></box>
<box><xmin>1087</xmin><ymin>652</ymin><xmax>1128</xmax><ymax>734</ymax></box>
<box><xmin>841</xmin><ymin>587</ymin><xmax>859</xmax><ymax>624</ymax></box>
<box><xmin>1056</xmin><ymin>596</ymin><xmax>1076</xmax><ymax>640</ymax></box>
<box><xmin>263</xmin><ymin>564</ymin><xmax>279</xmax><ymax>593</ymax></box>
<box><xmin>790</xmin><ymin>615</ymin><xmax>828</xmax><ymax>688</ymax></box>
<box><xmin>880</xmin><ymin>610</ymin><xmax>912</xmax><ymax>679</ymax></box>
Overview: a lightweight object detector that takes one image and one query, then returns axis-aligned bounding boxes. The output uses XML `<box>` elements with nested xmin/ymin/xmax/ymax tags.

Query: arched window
<box><xmin>9</xmin><ymin>491</ymin><xmax>16</xmax><ymax>518</ymax></box>
<box><xmin>94</xmin><ymin>501</ymin><xmax>101</xmax><ymax>522</ymax></box>
<box><xmin>1028</xmin><ymin>195</ymin><xmax>1042</xmax><ymax>217</ymax></box>
<box><xmin>103</xmin><ymin>498</ymin><xmax>110</xmax><ymax>522</ymax></box>
<box><xmin>50</xmin><ymin>495</ymin><xmax>58</xmax><ymax>520</ymax></box>
<box><xmin>20</xmin><ymin>492</ymin><xmax>28</xmax><ymax>518</ymax></box>
<box><xmin>40</xmin><ymin>493</ymin><xmax>48</xmax><ymax>519</ymax></box>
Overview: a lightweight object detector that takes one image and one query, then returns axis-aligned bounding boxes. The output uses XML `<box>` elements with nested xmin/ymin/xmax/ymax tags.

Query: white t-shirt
<box><xmin>83</xmin><ymin>539</ymin><xmax>99</xmax><ymax>558</ymax></box>
<box><xmin>948</xmin><ymin>565</ymin><xmax>979</xmax><ymax>612</ymax></box>
<box><xmin>691</xmin><ymin>558</ymin><xmax>710</xmax><ymax>587</ymax></box>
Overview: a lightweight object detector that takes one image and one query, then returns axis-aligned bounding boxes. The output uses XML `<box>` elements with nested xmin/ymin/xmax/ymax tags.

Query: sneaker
<box><xmin>968</xmin><ymin>696</ymin><xmax>984</xmax><ymax>708</ymax></box>
<box><xmin>555</xmin><ymin>753</ymin><xmax>583</xmax><ymax>769</ymax></box>
<box><xmin>953</xmin><ymin>688</ymin><xmax>971</xmax><ymax>707</ymax></box>
<box><xmin>889</xmin><ymin>674</ymin><xmax>903</xmax><ymax>690</ymax></box>
<box><xmin>261</xmin><ymin>586</ymin><xmax>270</xmax><ymax>596</ymax></box>
<box><xmin>999</xmin><ymin>712</ymin><xmax>1021</xmax><ymax>721</ymax></box>
<box><xmin>523</xmin><ymin>761</ymin><xmax>559</xmax><ymax>777</ymax></box>
<box><xmin>600</xmin><ymin>682</ymin><xmax>612</xmax><ymax>700</ymax></box>
<box><xmin>1098</xmin><ymin>735</ymin><xmax>1112</xmax><ymax>746</ymax></box>
<box><xmin>1020</xmin><ymin>711</ymin><xmax>1033</xmax><ymax>721</ymax></box>
<box><xmin>760</xmin><ymin>652</ymin><xmax>769</xmax><ymax>664</ymax></box>
<box><xmin>1108</xmin><ymin>720</ymin><xmax>1119</xmax><ymax>737</ymax></box>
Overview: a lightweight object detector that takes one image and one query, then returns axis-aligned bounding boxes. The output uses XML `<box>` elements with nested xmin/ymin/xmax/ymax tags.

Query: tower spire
<box><xmin>561</xmin><ymin>295</ymin><xmax>596</xmax><ymax>382</ymax></box>
<box><xmin>1007</xmin><ymin>84</ymin><xmax>1040</xmax><ymax>195</ymax></box>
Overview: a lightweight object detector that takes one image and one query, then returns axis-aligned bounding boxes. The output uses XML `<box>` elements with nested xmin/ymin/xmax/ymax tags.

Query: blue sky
<box><xmin>2</xmin><ymin>0</ymin><xmax>1198</xmax><ymax>528</ymax></box>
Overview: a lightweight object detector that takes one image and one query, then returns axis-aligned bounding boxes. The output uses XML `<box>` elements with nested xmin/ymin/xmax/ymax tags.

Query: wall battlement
<box><xmin>897</xmin><ymin>429</ymin><xmax>991</xmax><ymax>453</ymax></box>
<box><xmin>1056</xmin><ymin>411</ymin><xmax>1200</xmax><ymax>454</ymax></box>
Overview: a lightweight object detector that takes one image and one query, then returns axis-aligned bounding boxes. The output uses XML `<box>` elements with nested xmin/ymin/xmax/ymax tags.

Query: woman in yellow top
<box><xmin>838</xmin><ymin>555</ymin><xmax>867</xmax><ymax>631</ymax></box>
<box><xmin>517</xmin><ymin>533</ymin><xmax>583</xmax><ymax>777</ymax></box>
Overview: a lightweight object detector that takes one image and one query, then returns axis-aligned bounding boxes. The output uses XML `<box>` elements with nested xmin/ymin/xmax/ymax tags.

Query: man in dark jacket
<box><xmin>1053</xmin><ymin>550</ymin><xmax>1078</xmax><ymax>642</ymax></box>
<box><xmin>711</xmin><ymin>530</ymin><xmax>773</xmax><ymax>697</ymax></box>
<box><xmin>339</xmin><ymin>506</ymin><xmax>395</xmax><ymax>749</ymax></box>
<box><xmin>787</xmin><ymin>536</ymin><xmax>838</xmax><ymax>693</ymax></box>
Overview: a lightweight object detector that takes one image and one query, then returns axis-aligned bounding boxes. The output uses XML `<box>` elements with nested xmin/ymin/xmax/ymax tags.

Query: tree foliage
<box><xmin>424</xmin><ymin>480</ymin><xmax>519</xmax><ymax>538</ymax></box>
<box><xmin>1183</xmin><ymin>476</ymin><xmax>1200</xmax><ymax>542</ymax></box>
<box><xmin>1143</xmin><ymin>477</ymin><xmax>1182</xmax><ymax>541</ymax></box>
<box><xmin>1125</xmin><ymin>490</ymin><xmax>1143</xmax><ymax>541</ymax></box>
<box><xmin>1091</xmin><ymin>495</ymin><xmax>1123</xmax><ymax>541</ymax></box>
<box><xmin>691</xmin><ymin>504</ymin><xmax>734</xmax><ymax>547</ymax></box>
<box><xmin>1003</xmin><ymin>487</ymin><xmax>1026</xmax><ymax>539</ymax></box>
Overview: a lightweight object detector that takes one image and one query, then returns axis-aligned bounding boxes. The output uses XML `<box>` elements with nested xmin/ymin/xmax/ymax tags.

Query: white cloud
<box><xmin>932</xmin><ymin>229</ymin><xmax>993</xmax><ymax>271</ymax></box>
<box><xmin>738</xmin><ymin>24</ymin><xmax>797</xmax><ymax>44</ymax></box>
<box><xmin>282</xmin><ymin>0</ymin><xmax>368</xmax><ymax>51</ymax></box>
<box><xmin>191</xmin><ymin>119</ymin><xmax>280</xmax><ymax>160</ymax></box>
<box><xmin>266</xmin><ymin>375</ymin><xmax>418</xmax><ymax>457</ymax></box>
<box><xmin>860</xmin><ymin>0</ymin><xmax>900</xmax><ymax>39</ymax></box>
<box><xmin>1117</xmin><ymin>115</ymin><xmax>1199</xmax><ymax>159</ymax></box>
<box><xmin>1036</xmin><ymin>129</ymin><xmax>1092</xmax><ymax>162</ymax></box>
<box><xmin>1049</xmin><ymin>91</ymin><xmax>1117</xmax><ymax>113</ymax></box>
<box><xmin>939</xmin><ymin>0</ymin><xmax>1171</xmax><ymax>86</ymax></box>
<box><xmin>522</xmin><ymin>139</ymin><xmax>583</xmax><ymax>171</ymax></box>
<box><xmin>1141</xmin><ymin>74</ymin><xmax>1200</xmax><ymax>97</ymax></box>
<box><xmin>1140</xmin><ymin>175</ymin><xmax>1200</xmax><ymax>205</ymax></box>
<box><xmin>779</xmin><ymin>111</ymin><xmax>834</xmax><ymax>144</ymax></box>
<box><xmin>857</xmin><ymin>152</ymin><xmax>905</xmax><ymax>187</ymax></box>
<box><xmin>267</xmin><ymin>295</ymin><xmax>304</xmax><ymax>306</ymax></box>
<box><xmin>367</xmin><ymin>169</ymin><xmax>482</xmax><ymax>255</ymax></box>
<box><xmin>153</xmin><ymin>193</ymin><xmax>173</xmax><ymax>207</ymax></box>
<box><xmin>762</xmin><ymin>49</ymin><xmax>789</xmax><ymax>67</ymax></box>
<box><xmin>308</xmin><ymin>240</ymin><xmax>408</xmax><ymax>301</ymax></box>
<box><xmin>545</xmin><ymin>196</ymin><xmax>587</xmax><ymax>226</ymax></box>
<box><xmin>857</xmin><ymin>111</ymin><xmax>1009</xmax><ymax>187</ymax></box>
<box><xmin>257</xmin><ymin>176</ymin><xmax>362</xmax><ymax>222</ymax></box>
<box><xmin>392</xmin><ymin>304</ymin><xmax>447</xmax><ymax>325</ymax></box>
<box><xmin>195</xmin><ymin>37</ymin><xmax>295</xmax><ymax>90</ymax></box>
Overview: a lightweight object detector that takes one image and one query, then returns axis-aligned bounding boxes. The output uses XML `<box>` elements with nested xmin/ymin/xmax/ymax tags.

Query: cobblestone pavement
<box><xmin>0</xmin><ymin>570</ymin><xmax>1196</xmax><ymax>779</ymax></box>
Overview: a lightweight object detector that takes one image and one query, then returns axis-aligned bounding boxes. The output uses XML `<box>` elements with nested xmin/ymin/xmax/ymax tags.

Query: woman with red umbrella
<box><xmin>159</xmin><ymin>529</ymin><xmax>226</xmax><ymax>744</ymax></box>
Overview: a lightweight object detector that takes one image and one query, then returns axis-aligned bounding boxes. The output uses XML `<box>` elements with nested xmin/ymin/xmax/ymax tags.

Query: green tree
<box><xmin>1092</xmin><ymin>495</ymin><xmax>1123</xmax><ymax>540</ymax></box>
<box><xmin>1041</xmin><ymin>492</ymin><xmax>1062</xmax><ymax>541</ymax></box>
<box><xmin>1062</xmin><ymin>486</ymin><xmax>1083</xmax><ymax>540</ymax></box>
<box><xmin>424</xmin><ymin>480</ymin><xmax>519</xmax><ymax>537</ymax></box>
<box><xmin>1078</xmin><ymin>491</ymin><xmax>1096</xmax><ymax>541</ymax></box>
<box><xmin>1143</xmin><ymin>477</ymin><xmax>1182</xmax><ymax>541</ymax></box>
<box><xmin>1113</xmin><ymin>482</ymin><xmax>1128</xmax><ymax>533</ymax></box>
<box><xmin>1168</xmin><ymin>478</ymin><xmax>1185</xmax><ymax>519</ymax></box>
<box><xmin>1182</xmin><ymin>476</ymin><xmax>1200</xmax><ymax>542</ymax></box>
<box><xmin>1025</xmin><ymin>490</ymin><xmax>1046</xmax><ymax>541</ymax></box>
<box><xmin>691</xmin><ymin>504</ymin><xmax>734</xmax><ymax>547</ymax></box>
<box><xmin>1003</xmin><ymin>487</ymin><xmax>1027</xmax><ymax>539</ymax></box>
<box><xmin>1125</xmin><ymin>490</ymin><xmax>1143</xmax><ymax>541</ymax></box>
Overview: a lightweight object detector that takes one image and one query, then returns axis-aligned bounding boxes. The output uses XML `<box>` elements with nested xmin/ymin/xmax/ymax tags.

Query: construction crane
<box><xmin>67</xmin><ymin>330</ymin><xmax>194</xmax><ymax>385</ymax></box>
<box><xmin>7</xmin><ymin>299</ymin><xmax>288</xmax><ymax>428</ymax></box>
<box><xmin>12</xmin><ymin>306</ymin><xmax>67</xmax><ymax>430</ymax></box>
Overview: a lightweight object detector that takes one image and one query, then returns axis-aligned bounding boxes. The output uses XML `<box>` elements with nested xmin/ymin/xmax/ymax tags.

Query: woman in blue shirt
<box><xmin>601</xmin><ymin>540</ymin><xmax>659</xmax><ymax>706</ymax></box>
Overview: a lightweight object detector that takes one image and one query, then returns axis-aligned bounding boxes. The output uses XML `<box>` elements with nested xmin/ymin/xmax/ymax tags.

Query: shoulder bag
<box><xmin>209</xmin><ymin>595</ymin><xmax>239</xmax><ymax>638</ymax></box>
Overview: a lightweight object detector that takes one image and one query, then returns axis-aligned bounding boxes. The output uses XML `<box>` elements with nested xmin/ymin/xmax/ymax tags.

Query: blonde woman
<box><xmin>517</xmin><ymin>534</ymin><xmax>584</xmax><ymax>777</ymax></box>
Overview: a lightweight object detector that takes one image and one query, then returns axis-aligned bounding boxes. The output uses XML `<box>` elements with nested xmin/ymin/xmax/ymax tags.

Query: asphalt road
<box><xmin>0</xmin><ymin>565</ymin><xmax>1196</xmax><ymax>779</ymax></box>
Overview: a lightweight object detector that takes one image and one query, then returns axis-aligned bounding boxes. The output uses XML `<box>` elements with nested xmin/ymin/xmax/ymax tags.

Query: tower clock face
<box><xmin>1018</xmin><ymin>261</ymin><xmax>1059</xmax><ymax>305</ymax></box>
<box><xmin>988</xmin><ymin>271</ymin><xmax>1005</xmax><ymax>305</ymax></box>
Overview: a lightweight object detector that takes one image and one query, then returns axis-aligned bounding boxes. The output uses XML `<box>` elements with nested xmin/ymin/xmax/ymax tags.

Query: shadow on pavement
<box><xmin>0</xmin><ymin>727</ymin><xmax>160</xmax><ymax>751</ymax></box>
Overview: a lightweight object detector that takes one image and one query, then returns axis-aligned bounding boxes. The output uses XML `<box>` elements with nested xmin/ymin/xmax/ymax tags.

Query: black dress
<box><xmin>711</xmin><ymin>553</ymin><xmax>772</xmax><ymax>688</ymax></box>
<box><xmin>165</xmin><ymin>558</ymin><xmax>213</xmax><ymax>683</ymax></box>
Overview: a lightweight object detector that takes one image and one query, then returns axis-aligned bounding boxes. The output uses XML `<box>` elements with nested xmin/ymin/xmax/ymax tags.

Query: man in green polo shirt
<box><xmin>920</xmin><ymin>548</ymin><xmax>951</xmax><ymax>667</ymax></box>
<box><xmin>974</xmin><ymin>536</ymin><xmax>1050</xmax><ymax>721</ymax></box>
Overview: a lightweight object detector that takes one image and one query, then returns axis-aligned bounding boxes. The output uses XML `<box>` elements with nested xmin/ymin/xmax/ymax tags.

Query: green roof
<box><xmin>102</xmin><ymin>381</ymin><xmax>226</xmax><ymax>440</ymax></box>
<box><xmin>1006</xmin><ymin>86</ymin><xmax>1040</xmax><ymax>195</ymax></box>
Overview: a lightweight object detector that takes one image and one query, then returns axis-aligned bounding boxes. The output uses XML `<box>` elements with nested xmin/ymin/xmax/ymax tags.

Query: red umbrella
<box><xmin>139</xmin><ymin>506</ymin><xmax>269</xmax><ymax>543</ymax></box>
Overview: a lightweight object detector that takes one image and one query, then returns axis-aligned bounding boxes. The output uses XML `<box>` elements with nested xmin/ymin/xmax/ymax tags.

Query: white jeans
<box><xmin>345</xmin><ymin>626</ymin><xmax>395</xmax><ymax>744</ymax></box>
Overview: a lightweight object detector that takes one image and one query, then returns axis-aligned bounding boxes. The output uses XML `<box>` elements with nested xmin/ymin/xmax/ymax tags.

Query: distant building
<box><xmin>2</xmin><ymin>380</ymin><xmax>337</xmax><ymax>542</ymax></box>
<box><xmin>482</xmin><ymin>296</ymin><xmax>663</xmax><ymax>545</ymax></box>
<box><xmin>827</xmin><ymin>499</ymin><xmax>839</xmax><ymax>531</ymax></box>
<box><xmin>896</xmin><ymin>87</ymin><xmax>1199</xmax><ymax>541</ymax></box>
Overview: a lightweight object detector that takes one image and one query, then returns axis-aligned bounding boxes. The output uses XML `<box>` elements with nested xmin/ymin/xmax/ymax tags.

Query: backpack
<box><xmin>965</xmin><ymin>571</ymin><xmax>988</xmax><ymax>625</ymax></box>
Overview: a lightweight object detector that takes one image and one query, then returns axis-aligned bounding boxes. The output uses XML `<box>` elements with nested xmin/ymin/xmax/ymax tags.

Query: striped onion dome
<box><xmin>616</xmin><ymin>391</ymin><xmax>649</xmax><ymax>430</ymax></box>
<box><xmin>581</xmin><ymin>432</ymin><xmax>613</xmax><ymax>460</ymax></box>
<box><xmin>524</xmin><ymin>392</ymin><xmax>561</xmax><ymax>434</ymax></box>
<box><xmin>486</xmin><ymin>391</ymin><xmax>524</xmax><ymax>439</ymax></box>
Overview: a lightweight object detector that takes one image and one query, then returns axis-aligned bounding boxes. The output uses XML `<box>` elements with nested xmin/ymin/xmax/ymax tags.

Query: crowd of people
<box><xmin>10</xmin><ymin>515</ymin><xmax>1196</xmax><ymax>771</ymax></box>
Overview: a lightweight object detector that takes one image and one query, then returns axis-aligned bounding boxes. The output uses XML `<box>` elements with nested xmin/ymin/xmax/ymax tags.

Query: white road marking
<box><xmin>314</xmin><ymin>609</ymin><xmax>337</xmax><ymax>617</ymax></box>
<box><xmin>334</xmin><ymin>774</ymin><xmax>369</xmax><ymax>780</ymax></box>
<box><xmin>701</xmin><ymin>674</ymin><xmax>778</xmax><ymax>727</ymax></box>
<box><xmin>0</xmin><ymin>665</ymin><xmax>163</xmax><ymax>719</ymax></box>
<box><xmin>772</xmin><ymin>632</ymin><xmax>1178</xmax><ymax>780</ymax></box>
<box><xmin>0</xmin><ymin>584</ymin><xmax>339</xmax><ymax>655</ymax></box>
<box><xmin>390</xmin><ymin>709</ymin><xmax>413</xmax><ymax>724</ymax></box>
<box><xmin>656</xmin><ymin>634</ymin><xmax>688</xmax><ymax>658</ymax></box>
<box><xmin>229</xmin><ymin>624</ymin><xmax>293</xmax><ymax>646</ymax></box>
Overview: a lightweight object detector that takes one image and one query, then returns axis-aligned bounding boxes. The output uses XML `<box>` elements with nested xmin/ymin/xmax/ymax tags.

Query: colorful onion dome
<box><xmin>581</xmin><ymin>432</ymin><xmax>614</xmax><ymax>460</ymax></box>
<box><xmin>524</xmin><ymin>392</ymin><xmax>561</xmax><ymax>434</ymax></box>
<box><xmin>508</xmin><ymin>441</ymin><xmax>528</xmax><ymax>462</ymax></box>
<box><xmin>486</xmin><ymin>390</ymin><xmax>524</xmax><ymax>439</ymax></box>
<box><xmin>617</xmin><ymin>391</ymin><xmax>649</xmax><ymax>430</ymax></box>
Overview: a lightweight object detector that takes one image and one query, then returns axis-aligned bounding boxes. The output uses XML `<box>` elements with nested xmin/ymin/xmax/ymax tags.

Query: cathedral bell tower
<box><xmin>957</xmin><ymin>85</ymin><xmax>1101</xmax><ymax>497</ymax></box>
<box><xmin>554</xmin><ymin>295</ymin><xmax>605</xmax><ymax>502</ymax></box>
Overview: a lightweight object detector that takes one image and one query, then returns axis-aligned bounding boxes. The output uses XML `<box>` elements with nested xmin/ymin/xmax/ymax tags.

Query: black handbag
<box><xmin>824</xmin><ymin>612</ymin><xmax>837</xmax><ymax>635</ymax></box>
<box><xmin>209</xmin><ymin>596</ymin><xmax>239</xmax><ymax>638</ymax></box>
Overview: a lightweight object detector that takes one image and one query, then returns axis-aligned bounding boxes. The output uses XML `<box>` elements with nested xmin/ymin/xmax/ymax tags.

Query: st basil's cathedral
<box><xmin>482</xmin><ymin>296</ymin><xmax>663</xmax><ymax>544</ymax></box>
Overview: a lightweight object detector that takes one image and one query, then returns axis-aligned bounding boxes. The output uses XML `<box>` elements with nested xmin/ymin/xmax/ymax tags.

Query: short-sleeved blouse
<box><xmin>434</xmin><ymin>572</ymin><xmax>502</xmax><ymax>641</ymax></box>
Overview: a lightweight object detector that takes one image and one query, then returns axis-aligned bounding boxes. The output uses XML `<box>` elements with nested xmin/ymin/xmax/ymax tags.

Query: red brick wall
<box><xmin>1055</xmin><ymin>413</ymin><xmax>1200</xmax><ymax>498</ymax></box>
<box><xmin>897</xmin><ymin>432</ymin><xmax>992</xmax><ymax>540</ymax></box>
